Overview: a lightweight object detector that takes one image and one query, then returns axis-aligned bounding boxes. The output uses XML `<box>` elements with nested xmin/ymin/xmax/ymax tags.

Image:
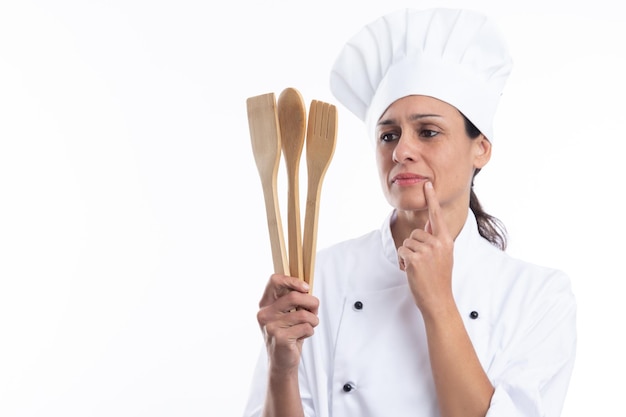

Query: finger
<box><xmin>258</xmin><ymin>293</ymin><xmax>320</xmax><ymax>330</ymax></box>
<box><xmin>285</xmin><ymin>305</ymin><xmax>320</xmax><ymax>328</ymax></box>
<box><xmin>397</xmin><ymin>243</ymin><xmax>424</xmax><ymax>266</ymax></box>
<box><xmin>285</xmin><ymin>291</ymin><xmax>320</xmax><ymax>315</ymax></box>
<box><xmin>403</xmin><ymin>227</ymin><xmax>430</xmax><ymax>247</ymax></box>
<box><xmin>408</xmin><ymin>228</ymin><xmax>433</xmax><ymax>243</ymax></box>
<box><xmin>424</xmin><ymin>181</ymin><xmax>443</xmax><ymax>236</ymax></box>
<box><xmin>398</xmin><ymin>256</ymin><xmax>406</xmax><ymax>271</ymax></box>
<box><xmin>424</xmin><ymin>220</ymin><xmax>432</xmax><ymax>235</ymax></box>
<box><xmin>259</xmin><ymin>274</ymin><xmax>311</xmax><ymax>308</ymax></box>
<box><xmin>267</xmin><ymin>321</ymin><xmax>317</xmax><ymax>348</ymax></box>
<box><xmin>397</xmin><ymin>247</ymin><xmax>407</xmax><ymax>271</ymax></box>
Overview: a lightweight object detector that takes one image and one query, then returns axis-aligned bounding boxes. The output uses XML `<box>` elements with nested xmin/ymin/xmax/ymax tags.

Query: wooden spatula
<box><xmin>277</xmin><ymin>88</ymin><xmax>306</xmax><ymax>280</ymax></box>
<box><xmin>302</xmin><ymin>100</ymin><xmax>338</xmax><ymax>292</ymax></box>
<box><xmin>246</xmin><ymin>93</ymin><xmax>289</xmax><ymax>275</ymax></box>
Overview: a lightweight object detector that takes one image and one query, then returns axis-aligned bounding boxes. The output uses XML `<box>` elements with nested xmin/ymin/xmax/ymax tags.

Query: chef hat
<box><xmin>329</xmin><ymin>8</ymin><xmax>513</xmax><ymax>142</ymax></box>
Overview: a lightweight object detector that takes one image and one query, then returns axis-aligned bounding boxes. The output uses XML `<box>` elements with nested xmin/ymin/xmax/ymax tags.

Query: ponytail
<box><xmin>469</xmin><ymin>175</ymin><xmax>507</xmax><ymax>250</ymax></box>
<box><xmin>463</xmin><ymin>114</ymin><xmax>508</xmax><ymax>251</ymax></box>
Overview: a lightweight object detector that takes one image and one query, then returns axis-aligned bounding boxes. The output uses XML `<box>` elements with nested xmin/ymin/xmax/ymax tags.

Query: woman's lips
<box><xmin>391</xmin><ymin>173</ymin><xmax>428</xmax><ymax>186</ymax></box>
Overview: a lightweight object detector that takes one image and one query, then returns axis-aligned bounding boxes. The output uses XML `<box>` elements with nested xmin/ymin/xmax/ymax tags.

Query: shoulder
<box><xmin>312</xmin><ymin>227</ymin><xmax>396</xmax><ymax>297</ymax></box>
<box><xmin>317</xmin><ymin>229</ymin><xmax>380</xmax><ymax>260</ymax></box>
<box><xmin>473</xmin><ymin>238</ymin><xmax>575</xmax><ymax>309</ymax></box>
<box><xmin>314</xmin><ymin>229</ymin><xmax>383</xmax><ymax>279</ymax></box>
<box><xmin>472</xmin><ymin>233</ymin><xmax>565</xmax><ymax>278</ymax></box>
<box><xmin>458</xmin><ymin>211</ymin><xmax>573</xmax><ymax>297</ymax></box>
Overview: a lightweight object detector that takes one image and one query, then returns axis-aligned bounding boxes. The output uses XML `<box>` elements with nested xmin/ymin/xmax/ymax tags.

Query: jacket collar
<box><xmin>380</xmin><ymin>208</ymin><xmax>481</xmax><ymax>273</ymax></box>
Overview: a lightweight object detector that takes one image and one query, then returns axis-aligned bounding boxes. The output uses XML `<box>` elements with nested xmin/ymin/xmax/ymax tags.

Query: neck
<box><xmin>391</xmin><ymin>206</ymin><xmax>469</xmax><ymax>250</ymax></box>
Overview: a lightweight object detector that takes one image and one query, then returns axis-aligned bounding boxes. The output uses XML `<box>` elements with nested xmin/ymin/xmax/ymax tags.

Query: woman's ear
<box><xmin>473</xmin><ymin>135</ymin><xmax>492</xmax><ymax>169</ymax></box>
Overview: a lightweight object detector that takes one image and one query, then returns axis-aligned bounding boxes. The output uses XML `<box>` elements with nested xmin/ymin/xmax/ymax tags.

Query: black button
<box><xmin>469</xmin><ymin>311</ymin><xmax>479</xmax><ymax>319</ymax></box>
<box><xmin>354</xmin><ymin>301</ymin><xmax>363</xmax><ymax>310</ymax></box>
<box><xmin>343</xmin><ymin>383</ymin><xmax>353</xmax><ymax>392</ymax></box>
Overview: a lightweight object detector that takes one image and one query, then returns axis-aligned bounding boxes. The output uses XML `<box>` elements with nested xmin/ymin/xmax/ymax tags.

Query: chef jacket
<box><xmin>243</xmin><ymin>209</ymin><xmax>577</xmax><ymax>417</ymax></box>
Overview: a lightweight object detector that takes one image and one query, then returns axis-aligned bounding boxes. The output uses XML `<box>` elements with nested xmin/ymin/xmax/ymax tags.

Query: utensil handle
<box><xmin>287</xmin><ymin>178</ymin><xmax>304</xmax><ymax>279</ymax></box>
<box><xmin>302</xmin><ymin>181</ymin><xmax>323</xmax><ymax>293</ymax></box>
<box><xmin>262</xmin><ymin>178</ymin><xmax>289</xmax><ymax>275</ymax></box>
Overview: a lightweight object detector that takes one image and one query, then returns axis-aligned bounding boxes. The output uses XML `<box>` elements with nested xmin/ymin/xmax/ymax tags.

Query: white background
<box><xmin>1</xmin><ymin>0</ymin><xmax>624</xmax><ymax>416</ymax></box>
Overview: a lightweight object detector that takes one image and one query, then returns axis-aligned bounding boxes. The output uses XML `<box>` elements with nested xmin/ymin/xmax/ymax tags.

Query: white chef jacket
<box><xmin>243</xmin><ymin>209</ymin><xmax>577</xmax><ymax>417</ymax></box>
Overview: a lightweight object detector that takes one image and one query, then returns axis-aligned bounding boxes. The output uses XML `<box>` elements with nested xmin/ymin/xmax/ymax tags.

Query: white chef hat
<box><xmin>329</xmin><ymin>8</ymin><xmax>513</xmax><ymax>142</ymax></box>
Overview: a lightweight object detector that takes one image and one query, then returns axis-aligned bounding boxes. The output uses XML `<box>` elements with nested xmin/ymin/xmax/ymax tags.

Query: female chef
<box><xmin>243</xmin><ymin>8</ymin><xmax>576</xmax><ymax>417</ymax></box>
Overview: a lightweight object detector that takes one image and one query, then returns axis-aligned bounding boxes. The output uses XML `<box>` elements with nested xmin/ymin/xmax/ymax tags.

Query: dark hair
<box><xmin>462</xmin><ymin>114</ymin><xmax>508</xmax><ymax>250</ymax></box>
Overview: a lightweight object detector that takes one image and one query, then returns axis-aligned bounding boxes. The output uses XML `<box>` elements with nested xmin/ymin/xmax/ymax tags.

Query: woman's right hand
<box><xmin>257</xmin><ymin>274</ymin><xmax>320</xmax><ymax>373</ymax></box>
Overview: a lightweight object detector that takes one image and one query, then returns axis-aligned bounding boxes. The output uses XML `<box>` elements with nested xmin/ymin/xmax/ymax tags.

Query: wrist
<box><xmin>268</xmin><ymin>362</ymin><xmax>300</xmax><ymax>382</ymax></box>
<box><xmin>418</xmin><ymin>296</ymin><xmax>459</xmax><ymax>324</ymax></box>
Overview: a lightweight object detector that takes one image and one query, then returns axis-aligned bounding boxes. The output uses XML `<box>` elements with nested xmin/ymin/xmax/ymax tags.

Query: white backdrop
<box><xmin>1</xmin><ymin>0</ymin><xmax>624</xmax><ymax>416</ymax></box>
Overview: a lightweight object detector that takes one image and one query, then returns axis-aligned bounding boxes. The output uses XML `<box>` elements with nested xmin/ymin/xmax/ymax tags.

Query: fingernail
<box><xmin>426</xmin><ymin>181</ymin><xmax>433</xmax><ymax>189</ymax></box>
<box><xmin>302</xmin><ymin>282</ymin><xmax>310</xmax><ymax>291</ymax></box>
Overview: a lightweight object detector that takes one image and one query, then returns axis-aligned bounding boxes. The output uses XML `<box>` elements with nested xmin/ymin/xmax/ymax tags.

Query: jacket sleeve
<box><xmin>485</xmin><ymin>270</ymin><xmax>577</xmax><ymax>417</ymax></box>
<box><xmin>242</xmin><ymin>346</ymin><xmax>267</xmax><ymax>417</ymax></box>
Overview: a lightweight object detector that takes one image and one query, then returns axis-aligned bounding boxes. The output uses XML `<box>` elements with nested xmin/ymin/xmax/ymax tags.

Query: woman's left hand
<box><xmin>397</xmin><ymin>181</ymin><xmax>455</xmax><ymax>316</ymax></box>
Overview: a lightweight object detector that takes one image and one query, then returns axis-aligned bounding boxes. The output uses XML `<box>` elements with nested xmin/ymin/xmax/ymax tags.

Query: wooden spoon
<box><xmin>302</xmin><ymin>100</ymin><xmax>338</xmax><ymax>292</ymax></box>
<box><xmin>277</xmin><ymin>88</ymin><xmax>306</xmax><ymax>280</ymax></box>
<box><xmin>246</xmin><ymin>93</ymin><xmax>289</xmax><ymax>275</ymax></box>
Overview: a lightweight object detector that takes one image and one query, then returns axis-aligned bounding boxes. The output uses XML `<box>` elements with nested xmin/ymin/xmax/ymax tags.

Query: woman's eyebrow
<box><xmin>409</xmin><ymin>113</ymin><xmax>443</xmax><ymax>121</ymax></box>
<box><xmin>377</xmin><ymin>113</ymin><xmax>443</xmax><ymax>126</ymax></box>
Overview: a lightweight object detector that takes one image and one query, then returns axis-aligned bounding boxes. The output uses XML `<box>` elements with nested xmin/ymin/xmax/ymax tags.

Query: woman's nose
<box><xmin>392</xmin><ymin>134</ymin><xmax>417</xmax><ymax>163</ymax></box>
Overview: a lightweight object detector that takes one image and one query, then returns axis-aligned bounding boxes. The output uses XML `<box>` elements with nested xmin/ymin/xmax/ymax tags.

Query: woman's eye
<box><xmin>420</xmin><ymin>129</ymin><xmax>439</xmax><ymax>138</ymax></box>
<box><xmin>380</xmin><ymin>132</ymin><xmax>399</xmax><ymax>142</ymax></box>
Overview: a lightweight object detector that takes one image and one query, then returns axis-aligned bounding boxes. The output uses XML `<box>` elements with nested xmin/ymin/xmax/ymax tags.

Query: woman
<box><xmin>243</xmin><ymin>8</ymin><xmax>576</xmax><ymax>417</ymax></box>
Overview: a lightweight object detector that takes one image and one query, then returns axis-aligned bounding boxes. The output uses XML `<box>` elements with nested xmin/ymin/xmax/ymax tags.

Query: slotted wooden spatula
<box><xmin>302</xmin><ymin>100</ymin><xmax>338</xmax><ymax>293</ymax></box>
<box><xmin>247</xmin><ymin>93</ymin><xmax>289</xmax><ymax>275</ymax></box>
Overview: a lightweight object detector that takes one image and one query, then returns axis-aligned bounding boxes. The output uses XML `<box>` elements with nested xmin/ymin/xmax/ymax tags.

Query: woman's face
<box><xmin>375</xmin><ymin>95</ymin><xmax>491</xmax><ymax>214</ymax></box>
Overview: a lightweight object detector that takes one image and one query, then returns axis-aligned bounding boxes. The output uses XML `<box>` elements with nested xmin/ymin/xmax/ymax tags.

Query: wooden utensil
<box><xmin>277</xmin><ymin>87</ymin><xmax>306</xmax><ymax>280</ymax></box>
<box><xmin>246</xmin><ymin>93</ymin><xmax>289</xmax><ymax>275</ymax></box>
<box><xmin>302</xmin><ymin>100</ymin><xmax>338</xmax><ymax>292</ymax></box>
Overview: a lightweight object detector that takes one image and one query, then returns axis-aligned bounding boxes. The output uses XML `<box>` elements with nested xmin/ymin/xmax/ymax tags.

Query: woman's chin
<box><xmin>389</xmin><ymin>198</ymin><xmax>428</xmax><ymax>213</ymax></box>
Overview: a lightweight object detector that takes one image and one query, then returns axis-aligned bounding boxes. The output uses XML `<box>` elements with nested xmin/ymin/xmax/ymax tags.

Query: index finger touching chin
<box><xmin>424</xmin><ymin>181</ymin><xmax>442</xmax><ymax>235</ymax></box>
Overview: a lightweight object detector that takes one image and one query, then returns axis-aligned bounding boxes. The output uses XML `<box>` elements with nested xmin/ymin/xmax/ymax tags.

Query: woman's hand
<box><xmin>397</xmin><ymin>182</ymin><xmax>455</xmax><ymax>316</ymax></box>
<box><xmin>257</xmin><ymin>275</ymin><xmax>320</xmax><ymax>374</ymax></box>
